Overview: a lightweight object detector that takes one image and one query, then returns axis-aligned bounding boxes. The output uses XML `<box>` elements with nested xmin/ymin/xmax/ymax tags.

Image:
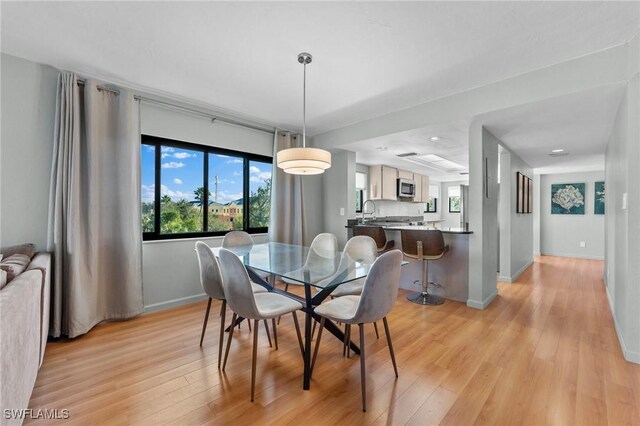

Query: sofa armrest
<box><xmin>27</xmin><ymin>252</ymin><xmax>51</xmax><ymax>368</ymax></box>
<box><xmin>0</xmin><ymin>270</ymin><xmax>42</xmax><ymax>421</ymax></box>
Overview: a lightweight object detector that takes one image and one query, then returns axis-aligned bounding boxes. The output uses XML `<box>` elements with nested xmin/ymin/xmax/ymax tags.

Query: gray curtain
<box><xmin>48</xmin><ymin>73</ymin><xmax>143</xmax><ymax>338</ymax></box>
<box><xmin>268</xmin><ymin>131</ymin><xmax>307</xmax><ymax>246</ymax></box>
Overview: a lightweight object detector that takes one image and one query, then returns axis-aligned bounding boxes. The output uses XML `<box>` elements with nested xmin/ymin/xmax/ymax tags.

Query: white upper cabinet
<box><xmin>369</xmin><ymin>165</ymin><xmax>398</xmax><ymax>200</ymax></box>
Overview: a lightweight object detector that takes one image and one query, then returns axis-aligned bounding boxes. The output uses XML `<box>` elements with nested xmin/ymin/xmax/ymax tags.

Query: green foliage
<box><xmin>249</xmin><ymin>178</ymin><xmax>271</xmax><ymax>228</ymax></box>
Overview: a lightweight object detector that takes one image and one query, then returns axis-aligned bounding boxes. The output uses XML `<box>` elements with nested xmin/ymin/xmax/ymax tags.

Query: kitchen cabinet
<box><xmin>398</xmin><ymin>169</ymin><xmax>413</xmax><ymax>180</ymax></box>
<box><xmin>369</xmin><ymin>165</ymin><xmax>398</xmax><ymax>200</ymax></box>
<box><xmin>421</xmin><ymin>175</ymin><xmax>430</xmax><ymax>202</ymax></box>
<box><xmin>412</xmin><ymin>174</ymin><xmax>430</xmax><ymax>203</ymax></box>
<box><xmin>414</xmin><ymin>174</ymin><xmax>422</xmax><ymax>202</ymax></box>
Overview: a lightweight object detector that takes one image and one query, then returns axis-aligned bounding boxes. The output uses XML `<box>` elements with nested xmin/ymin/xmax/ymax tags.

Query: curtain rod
<box><xmin>76</xmin><ymin>78</ymin><xmax>120</xmax><ymax>95</ymax></box>
<box><xmin>133</xmin><ymin>95</ymin><xmax>276</xmax><ymax>135</ymax></box>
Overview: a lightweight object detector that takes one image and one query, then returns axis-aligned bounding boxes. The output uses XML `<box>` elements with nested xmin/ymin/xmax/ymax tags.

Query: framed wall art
<box><xmin>551</xmin><ymin>183</ymin><xmax>585</xmax><ymax>215</ymax></box>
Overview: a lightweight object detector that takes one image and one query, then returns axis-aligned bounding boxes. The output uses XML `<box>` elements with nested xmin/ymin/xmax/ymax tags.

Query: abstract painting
<box><xmin>594</xmin><ymin>181</ymin><xmax>605</xmax><ymax>215</ymax></box>
<box><xmin>551</xmin><ymin>183</ymin><xmax>585</xmax><ymax>214</ymax></box>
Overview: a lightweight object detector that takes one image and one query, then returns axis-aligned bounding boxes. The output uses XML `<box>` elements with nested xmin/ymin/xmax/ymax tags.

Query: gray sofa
<box><xmin>0</xmin><ymin>244</ymin><xmax>51</xmax><ymax>425</ymax></box>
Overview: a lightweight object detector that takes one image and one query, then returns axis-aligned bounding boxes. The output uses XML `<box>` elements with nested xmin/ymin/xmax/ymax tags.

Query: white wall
<box><xmin>441</xmin><ymin>180</ymin><xmax>468</xmax><ymax>228</ymax></box>
<box><xmin>604</xmin><ymin>34</ymin><xmax>640</xmax><ymax>363</ymax></box>
<box><xmin>321</xmin><ymin>150</ymin><xmax>355</xmax><ymax>249</ymax></box>
<box><xmin>467</xmin><ymin>125</ymin><xmax>499</xmax><ymax>309</ymax></box>
<box><xmin>0</xmin><ymin>54</ymin><xmax>58</xmax><ymax>250</ymax></box>
<box><xmin>498</xmin><ymin>148</ymin><xmax>534</xmax><ymax>282</ymax></box>
<box><xmin>538</xmin><ymin>171</ymin><xmax>605</xmax><ymax>260</ymax></box>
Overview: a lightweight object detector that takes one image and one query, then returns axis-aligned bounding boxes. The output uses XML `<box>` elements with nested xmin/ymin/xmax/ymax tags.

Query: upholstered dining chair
<box><xmin>281</xmin><ymin>233</ymin><xmax>338</xmax><ymax>292</ymax></box>
<box><xmin>311</xmin><ymin>249</ymin><xmax>403</xmax><ymax>412</ymax></box>
<box><xmin>194</xmin><ymin>241</ymin><xmax>269</xmax><ymax>366</ymax></box>
<box><xmin>322</xmin><ymin>235</ymin><xmax>381</xmax><ymax>339</ymax></box>
<box><xmin>223</xmin><ymin>230</ymin><xmax>271</xmax><ymax>281</ymax></box>
<box><xmin>222</xmin><ymin>230</ymin><xmax>273</xmax><ymax>337</ymax></box>
<box><xmin>218</xmin><ymin>248</ymin><xmax>304</xmax><ymax>402</ymax></box>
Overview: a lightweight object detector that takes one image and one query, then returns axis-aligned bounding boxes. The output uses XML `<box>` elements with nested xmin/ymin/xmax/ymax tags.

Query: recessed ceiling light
<box><xmin>377</xmin><ymin>146</ymin><xmax>388</xmax><ymax>151</ymax></box>
<box><xmin>429</xmin><ymin>136</ymin><xmax>440</xmax><ymax>141</ymax></box>
<box><xmin>551</xmin><ymin>149</ymin><xmax>565</xmax><ymax>153</ymax></box>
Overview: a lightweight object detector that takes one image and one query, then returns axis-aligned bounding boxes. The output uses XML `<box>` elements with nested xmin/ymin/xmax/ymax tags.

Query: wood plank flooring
<box><xmin>27</xmin><ymin>256</ymin><xmax>640</xmax><ymax>425</ymax></box>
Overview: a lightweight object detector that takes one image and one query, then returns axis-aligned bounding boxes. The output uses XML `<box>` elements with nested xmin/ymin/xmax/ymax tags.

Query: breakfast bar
<box><xmin>348</xmin><ymin>222</ymin><xmax>473</xmax><ymax>303</ymax></box>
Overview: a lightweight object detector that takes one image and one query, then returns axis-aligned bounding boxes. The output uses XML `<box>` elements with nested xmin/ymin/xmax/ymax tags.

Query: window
<box><xmin>426</xmin><ymin>197</ymin><xmax>437</xmax><ymax>213</ymax></box>
<box><xmin>355</xmin><ymin>171</ymin><xmax>366</xmax><ymax>214</ymax></box>
<box><xmin>448</xmin><ymin>186</ymin><xmax>461</xmax><ymax>213</ymax></box>
<box><xmin>141</xmin><ymin>135</ymin><xmax>272</xmax><ymax>240</ymax></box>
<box><xmin>248</xmin><ymin>160</ymin><xmax>272</xmax><ymax>229</ymax></box>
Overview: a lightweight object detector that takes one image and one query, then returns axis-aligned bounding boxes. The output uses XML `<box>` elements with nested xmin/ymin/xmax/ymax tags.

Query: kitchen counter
<box><xmin>346</xmin><ymin>220</ymin><xmax>470</xmax><ymax>303</ymax></box>
<box><xmin>347</xmin><ymin>223</ymin><xmax>473</xmax><ymax>234</ymax></box>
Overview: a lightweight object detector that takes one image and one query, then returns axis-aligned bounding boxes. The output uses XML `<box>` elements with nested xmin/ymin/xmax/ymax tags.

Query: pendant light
<box><xmin>277</xmin><ymin>52</ymin><xmax>331</xmax><ymax>175</ymax></box>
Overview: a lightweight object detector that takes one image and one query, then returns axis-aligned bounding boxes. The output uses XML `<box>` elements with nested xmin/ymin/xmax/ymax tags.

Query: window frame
<box><xmin>425</xmin><ymin>197</ymin><xmax>437</xmax><ymax>213</ymax></box>
<box><xmin>448</xmin><ymin>196</ymin><xmax>461</xmax><ymax>213</ymax></box>
<box><xmin>142</xmin><ymin>134</ymin><xmax>272</xmax><ymax>241</ymax></box>
<box><xmin>355</xmin><ymin>189</ymin><xmax>364</xmax><ymax>213</ymax></box>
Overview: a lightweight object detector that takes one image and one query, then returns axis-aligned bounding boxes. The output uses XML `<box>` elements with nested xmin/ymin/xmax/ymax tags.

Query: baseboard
<box><xmin>534</xmin><ymin>251</ymin><xmax>541</xmax><ymax>257</ymax></box>
<box><xmin>144</xmin><ymin>293</ymin><xmax>208</xmax><ymax>313</ymax></box>
<box><xmin>604</xmin><ymin>282</ymin><xmax>640</xmax><ymax>364</ymax></box>
<box><xmin>497</xmin><ymin>275</ymin><xmax>511</xmax><ymax>283</ymax></box>
<box><xmin>467</xmin><ymin>289</ymin><xmax>498</xmax><ymax>310</ymax></box>
<box><xmin>497</xmin><ymin>259</ymin><xmax>533</xmax><ymax>283</ymax></box>
<box><xmin>511</xmin><ymin>259</ymin><xmax>533</xmax><ymax>282</ymax></box>
<box><xmin>540</xmin><ymin>251</ymin><xmax>604</xmax><ymax>260</ymax></box>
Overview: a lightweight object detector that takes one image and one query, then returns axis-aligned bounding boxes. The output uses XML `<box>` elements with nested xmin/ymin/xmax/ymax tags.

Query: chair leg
<box><xmin>199</xmin><ymin>297</ymin><xmax>212</xmax><ymax>346</ymax></box>
<box><xmin>311</xmin><ymin>320</ymin><xmax>317</xmax><ymax>341</ymax></box>
<box><xmin>292</xmin><ymin>312</ymin><xmax>304</xmax><ymax>358</ymax></box>
<box><xmin>359</xmin><ymin>323</ymin><xmax>367</xmax><ymax>412</ymax></box>
<box><xmin>251</xmin><ymin>319</ymin><xmax>259</xmax><ymax>402</ymax></box>
<box><xmin>383</xmin><ymin>317</ymin><xmax>398</xmax><ymax>377</ymax></box>
<box><xmin>310</xmin><ymin>317</ymin><xmax>325</xmax><ymax>376</ymax></box>
<box><xmin>218</xmin><ymin>300</ymin><xmax>227</xmax><ymax>369</ymax></box>
<box><xmin>272</xmin><ymin>318</ymin><xmax>278</xmax><ymax>351</ymax></box>
<box><xmin>373</xmin><ymin>321</ymin><xmax>380</xmax><ymax>339</ymax></box>
<box><xmin>222</xmin><ymin>312</ymin><xmax>237</xmax><ymax>371</ymax></box>
<box><xmin>247</xmin><ymin>319</ymin><xmax>250</xmax><ymax>331</ymax></box>
<box><xmin>343</xmin><ymin>324</ymin><xmax>350</xmax><ymax>357</ymax></box>
<box><xmin>263</xmin><ymin>320</ymin><xmax>272</xmax><ymax>348</ymax></box>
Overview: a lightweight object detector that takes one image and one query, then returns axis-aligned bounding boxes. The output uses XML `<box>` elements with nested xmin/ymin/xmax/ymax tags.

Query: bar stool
<box><xmin>353</xmin><ymin>225</ymin><xmax>394</xmax><ymax>253</ymax></box>
<box><xmin>400</xmin><ymin>229</ymin><xmax>449</xmax><ymax>305</ymax></box>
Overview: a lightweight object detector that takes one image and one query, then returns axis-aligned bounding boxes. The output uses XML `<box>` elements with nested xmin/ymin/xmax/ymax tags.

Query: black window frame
<box><xmin>355</xmin><ymin>189</ymin><xmax>364</xmax><ymax>213</ymax></box>
<box><xmin>142</xmin><ymin>134</ymin><xmax>272</xmax><ymax>241</ymax></box>
<box><xmin>448</xmin><ymin>196</ymin><xmax>461</xmax><ymax>213</ymax></box>
<box><xmin>425</xmin><ymin>197</ymin><xmax>437</xmax><ymax>213</ymax></box>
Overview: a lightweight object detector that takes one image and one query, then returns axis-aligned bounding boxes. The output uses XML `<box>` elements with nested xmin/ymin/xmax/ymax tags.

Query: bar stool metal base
<box><xmin>406</xmin><ymin>292</ymin><xmax>444</xmax><ymax>305</ymax></box>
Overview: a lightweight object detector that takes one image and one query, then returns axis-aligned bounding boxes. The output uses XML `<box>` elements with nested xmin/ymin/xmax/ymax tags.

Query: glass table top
<box><xmin>212</xmin><ymin>242</ymin><xmax>380</xmax><ymax>290</ymax></box>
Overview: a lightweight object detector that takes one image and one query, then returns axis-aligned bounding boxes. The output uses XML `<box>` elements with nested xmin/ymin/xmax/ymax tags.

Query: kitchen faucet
<box><xmin>362</xmin><ymin>199</ymin><xmax>376</xmax><ymax>222</ymax></box>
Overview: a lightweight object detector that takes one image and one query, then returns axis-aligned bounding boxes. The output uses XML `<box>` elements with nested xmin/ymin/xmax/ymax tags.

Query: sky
<box><xmin>141</xmin><ymin>145</ymin><xmax>271</xmax><ymax>204</ymax></box>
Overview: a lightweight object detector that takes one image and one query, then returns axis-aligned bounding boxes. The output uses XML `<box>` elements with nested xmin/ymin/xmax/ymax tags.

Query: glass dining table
<box><xmin>212</xmin><ymin>241</ymin><xmax>381</xmax><ymax>390</ymax></box>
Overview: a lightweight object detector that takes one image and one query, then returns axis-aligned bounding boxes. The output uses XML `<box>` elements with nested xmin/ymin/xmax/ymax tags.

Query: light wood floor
<box><xmin>28</xmin><ymin>256</ymin><xmax>640</xmax><ymax>425</ymax></box>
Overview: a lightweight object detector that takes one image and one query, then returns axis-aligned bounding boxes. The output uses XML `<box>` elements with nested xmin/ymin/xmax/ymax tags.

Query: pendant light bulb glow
<box><xmin>277</xmin><ymin>52</ymin><xmax>331</xmax><ymax>175</ymax></box>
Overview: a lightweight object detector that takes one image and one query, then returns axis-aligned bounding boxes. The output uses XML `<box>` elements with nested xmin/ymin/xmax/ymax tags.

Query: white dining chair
<box><xmin>281</xmin><ymin>233</ymin><xmax>338</xmax><ymax>292</ymax></box>
<box><xmin>195</xmin><ymin>241</ymin><xmax>269</xmax><ymax>364</ymax></box>
<box><xmin>218</xmin><ymin>248</ymin><xmax>305</xmax><ymax>402</ymax></box>
<box><xmin>311</xmin><ymin>249</ymin><xmax>403</xmax><ymax>412</ymax></box>
<box><xmin>222</xmin><ymin>231</ymin><xmax>273</xmax><ymax>338</ymax></box>
<box><xmin>315</xmin><ymin>236</ymin><xmax>381</xmax><ymax>341</ymax></box>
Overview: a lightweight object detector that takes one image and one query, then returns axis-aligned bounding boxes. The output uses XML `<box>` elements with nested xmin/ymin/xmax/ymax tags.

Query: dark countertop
<box><xmin>347</xmin><ymin>223</ymin><xmax>473</xmax><ymax>234</ymax></box>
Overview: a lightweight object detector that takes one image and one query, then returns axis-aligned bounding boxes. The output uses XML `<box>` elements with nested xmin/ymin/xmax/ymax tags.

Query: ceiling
<box><xmin>343</xmin><ymin>122</ymin><xmax>470</xmax><ymax>182</ymax></box>
<box><xmin>2</xmin><ymin>1</ymin><xmax>638</xmax><ymax>135</ymax></box>
<box><xmin>483</xmin><ymin>83</ymin><xmax>626</xmax><ymax>173</ymax></box>
<box><xmin>344</xmin><ymin>83</ymin><xmax>626</xmax><ymax>180</ymax></box>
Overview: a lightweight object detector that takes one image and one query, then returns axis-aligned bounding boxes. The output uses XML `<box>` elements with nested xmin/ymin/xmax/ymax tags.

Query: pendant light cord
<box><xmin>302</xmin><ymin>61</ymin><xmax>307</xmax><ymax>148</ymax></box>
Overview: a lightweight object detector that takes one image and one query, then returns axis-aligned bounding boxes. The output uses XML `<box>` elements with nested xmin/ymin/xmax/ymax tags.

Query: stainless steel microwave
<box><xmin>397</xmin><ymin>178</ymin><xmax>416</xmax><ymax>198</ymax></box>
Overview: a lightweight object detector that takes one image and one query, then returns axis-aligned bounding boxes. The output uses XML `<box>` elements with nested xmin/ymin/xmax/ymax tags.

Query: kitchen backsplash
<box><xmin>373</xmin><ymin>200</ymin><xmax>423</xmax><ymax>217</ymax></box>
